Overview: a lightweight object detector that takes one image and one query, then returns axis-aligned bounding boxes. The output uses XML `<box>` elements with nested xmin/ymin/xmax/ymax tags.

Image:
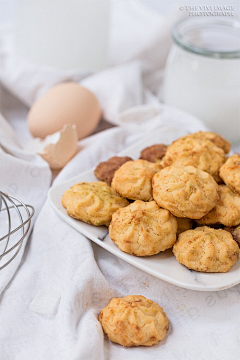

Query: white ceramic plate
<box><xmin>48</xmin><ymin>126</ymin><xmax>240</xmax><ymax>291</ymax></box>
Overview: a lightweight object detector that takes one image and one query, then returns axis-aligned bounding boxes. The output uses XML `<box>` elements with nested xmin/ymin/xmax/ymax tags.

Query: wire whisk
<box><xmin>0</xmin><ymin>191</ymin><xmax>35</xmax><ymax>270</ymax></box>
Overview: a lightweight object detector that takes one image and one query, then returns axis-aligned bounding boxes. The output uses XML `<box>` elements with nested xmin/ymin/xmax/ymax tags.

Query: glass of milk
<box><xmin>163</xmin><ymin>18</ymin><xmax>240</xmax><ymax>143</ymax></box>
<box><xmin>15</xmin><ymin>0</ymin><xmax>109</xmax><ymax>72</ymax></box>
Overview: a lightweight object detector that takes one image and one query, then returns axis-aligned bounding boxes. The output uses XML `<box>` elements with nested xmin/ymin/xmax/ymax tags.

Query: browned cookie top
<box><xmin>220</xmin><ymin>154</ymin><xmax>240</xmax><ymax>195</ymax></box>
<box><xmin>94</xmin><ymin>156</ymin><xmax>133</xmax><ymax>185</ymax></box>
<box><xmin>224</xmin><ymin>225</ymin><xmax>240</xmax><ymax>247</ymax></box>
<box><xmin>182</xmin><ymin>132</ymin><xmax>231</xmax><ymax>154</ymax></box>
<box><xmin>140</xmin><ymin>144</ymin><xmax>168</xmax><ymax>162</ymax></box>
<box><xmin>99</xmin><ymin>295</ymin><xmax>169</xmax><ymax>347</ymax></box>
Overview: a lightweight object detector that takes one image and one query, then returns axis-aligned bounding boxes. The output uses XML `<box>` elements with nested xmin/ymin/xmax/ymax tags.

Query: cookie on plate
<box><xmin>161</xmin><ymin>135</ymin><xmax>225</xmax><ymax>182</ymax></box>
<box><xmin>197</xmin><ymin>185</ymin><xmax>240</xmax><ymax>227</ymax></box>
<box><xmin>176</xmin><ymin>217</ymin><xmax>193</xmax><ymax>236</ymax></box>
<box><xmin>62</xmin><ymin>181</ymin><xmax>129</xmax><ymax>226</ymax></box>
<box><xmin>224</xmin><ymin>225</ymin><xmax>240</xmax><ymax>247</ymax></box>
<box><xmin>152</xmin><ymin>165</ymin><xmax>219</xmax><ymax>219</ymax></box>
<box><xmin>111</xmin><ymin>159</ymin><xmax>162</xmax><ymax>201</ymax></box>
<box><xmin>173</xmin><ymin>226</ymin><xmax>239</xmax><ymax>272</ymax></box>
<box><xmin>99</xmin><ymin>295</ymin><xmax>169</xmax><ymax>347</ymax></box>
<box><xmin>184</xmin><ymin>131</ymin><xmax>231</xmax><ymax>154</ymax></box>
<box><xmin>219</xmin><ymin>154</ymin><xmax>240</xmax><ymax>195</ymax></box>
<box><xmin>94</xmin><ymin>156</ymin><xmax>133</xmax><ymax>185</ymax></box>
<box><xmin>109</xmin><ymin>200</ymin><xmax>177</xmax><ymax>256</ymax></box>
<box><xmin>139</xmin><ymin>144</ymin><xmax>168</xmax><ymax>163</ymax></box>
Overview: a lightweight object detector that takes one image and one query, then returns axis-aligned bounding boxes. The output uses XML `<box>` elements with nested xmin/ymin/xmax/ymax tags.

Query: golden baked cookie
<box><xmin>109</xmin><ymin>200</ymin><xmax>177</xmax><ymax>256</ymax></box>
<box><xmin>184</xmin><ymin>131</ymin><xmax>231</xmax><ymax>154</ymax></box>
<box><xmin>99</xmin><ymin>295</ymin><xmax>169</xmax><ymax>347</ymax></box>
<box><xmin>197</xmin><ymin>185</ymin><xmax>240</xmax><ymax>227</ymax></box>
<box><xmin>173</xmin><ymin>226</ymin><xmax>239</xmax><ymax>272</ymax></box>
<box><xmin>161</xmin><ymin>136</ymin><xmax>225</xmax><ymax>182</ymax></box>
<box><xmin>62</xmin><ymin>181</ymin><xmax>129</xmax><ymax>226</ymax></box>
<box><xmin>152</xmin><ymin>165</ymin><xmax>219</xmax><ymax>219</ymax></box>
<box><xmin>111</xmin><ymin>159</ymin><xmax>162</xmax><ymax>201</ymax></box>
<box><xmin>176</xmin><ymin>217</ymin><xmax>193</xmax><ymax>236</ymax></box>
<box><xmin>219</xmin><ymin>154</ymin><xmax>240</xmax><ymax>195</ymax></box>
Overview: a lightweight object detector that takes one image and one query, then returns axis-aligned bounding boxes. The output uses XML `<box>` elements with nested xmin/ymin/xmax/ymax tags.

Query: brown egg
<box><xmin>27</xmin><ymin>82</ymin><xmax>102</xmax><ymax>139</ymax></box>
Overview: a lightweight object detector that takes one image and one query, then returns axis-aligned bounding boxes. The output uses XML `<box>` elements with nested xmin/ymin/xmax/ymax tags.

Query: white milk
<box><xmin>15</xmin><ymin>0</ymin><xmax>109</xmax><ymax>72</ymax></box>
<box><xmin>163</xmin><ymin>19</ymin><xmax>240</xmax><ymax>143</ymax></box>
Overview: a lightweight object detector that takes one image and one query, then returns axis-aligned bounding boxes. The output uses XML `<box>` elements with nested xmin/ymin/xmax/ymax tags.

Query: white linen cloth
<box><xmin>1</xmin><ymin>1</ymin><xmax>240</xmax><ymax>359</ymax></box>
<box><xmin>0</xmin><ymin>114</ymin><xmax>51</xmax><ymax>294</ymax></box>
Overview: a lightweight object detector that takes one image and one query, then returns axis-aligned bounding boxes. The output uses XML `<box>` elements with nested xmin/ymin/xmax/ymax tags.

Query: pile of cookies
<box><xmin>62</xmin><ymin>131</ymin><xmax>240</xmax><ymax>273</ymax></box>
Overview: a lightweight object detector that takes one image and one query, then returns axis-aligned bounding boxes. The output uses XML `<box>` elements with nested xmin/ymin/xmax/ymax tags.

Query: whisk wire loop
<box><xmin>0</xmin><ymin>191</ymin><xmax>35</xmax><ymax>270</ymax></box>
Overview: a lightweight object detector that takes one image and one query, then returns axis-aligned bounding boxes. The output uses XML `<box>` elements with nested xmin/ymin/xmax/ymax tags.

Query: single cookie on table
<box><xmin>152</xmin><ymin>165</ymin><xmax>219</xmax><ymax>219</ymax></box>
<box><xmin>62</xmin><ymin>181</ymin><xmax>129</xmax><ymax>226</ymax></box>
<box><xmin>111</xmin><ymin>159</ymin><xmax>162</xmax><ymax>201</ymax></box>
<box><xmin>99</xmin><ymin>295</ymin><xmax>169</xmax><ymax>347</ymax></box>
<box><xmin>94</xmin><ymin>156</ymin><xmax>133</xmax><ymax>185</ymax></box>
<box><xmin>161</xmin><ymin>135</ymin><xmax>225</xmax><ymax>182</ymax></box>
<box><xmin>197</xmin><ymin>185</ymin><xmax>240</xmax><ymax>227</ymax></box>
<box><xmin>224</xmin><ymin>225</ymin><xmax>240</xmax><ymax>247</ymax></box>
<box><xmin>176</xmin><ymin>217</ymin><xmax>193</xmax><ymax>236</ymax></box>
<box><xmin>183</xmin><ymin>131</ymin><xmax>231</xmax><ymax>154</ymax></box>
<box><xmin>139</xmin><ymin>144</ymin><xmax>168</xmax><ymax>163</ymax></box>
<box><xmin>219</xmin><ymin>154</ymin><xmax>240</xmax><ymax>195</ymax></box>
<box><xmin>173</xmin><ymin>226</ymin><xmax>239</xmax><ymax>273</ymax></box>
<box><xmin>109</xmin><ymin>200</ymin><xmax>177</xmax><ymax>256</ymax></box>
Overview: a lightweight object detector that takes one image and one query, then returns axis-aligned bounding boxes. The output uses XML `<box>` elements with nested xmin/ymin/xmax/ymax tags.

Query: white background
<box><xmin>1</xmin><ymin>0</ymin><xmax>240</xmax><ymax>23</ymax></box>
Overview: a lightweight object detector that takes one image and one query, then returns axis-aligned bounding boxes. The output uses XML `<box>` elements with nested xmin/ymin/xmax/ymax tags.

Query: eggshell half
<box><xmin>25</xmin><ymin>124</ymin><xmax>78</xmax><ymax>170</ymax></box>
<box><xmin>27</xmin><ymin>82</ymin><xmax>102</xmax><ymax>140</ymax></box>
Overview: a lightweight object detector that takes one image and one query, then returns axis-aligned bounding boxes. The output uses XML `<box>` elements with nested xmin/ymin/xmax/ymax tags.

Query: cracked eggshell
<box><xmin>25</xmin><ymin>124</ymin><xmax>78</xmax><ymax>170</ymax></box>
